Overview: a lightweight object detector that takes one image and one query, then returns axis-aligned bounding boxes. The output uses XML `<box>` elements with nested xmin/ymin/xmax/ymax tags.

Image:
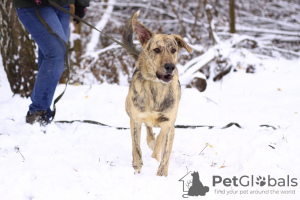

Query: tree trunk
<box><xmin>0</xmin><ymin>0</ymin><xmax>38</xmax><ymax>97</ymax></box>
<box><xmin>229</xmin><ymin>0</ymin><xmax>236</xmax><ymax>33</ymax></box>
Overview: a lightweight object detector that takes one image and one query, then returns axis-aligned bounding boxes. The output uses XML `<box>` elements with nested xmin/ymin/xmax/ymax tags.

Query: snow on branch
<box><xmin>86</xmin><ymin>0</ymin><xmax>115</xmax><ymax>52</ymax></box>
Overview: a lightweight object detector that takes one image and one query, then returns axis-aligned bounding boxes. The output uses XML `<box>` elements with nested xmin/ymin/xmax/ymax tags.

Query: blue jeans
<box><xmin>16</xmin><ymin>5</ymin><xmax>70</xmax><ymax>116</ymax></box>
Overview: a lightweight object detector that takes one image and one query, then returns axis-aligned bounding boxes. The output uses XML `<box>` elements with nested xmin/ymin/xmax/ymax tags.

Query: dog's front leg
<box><xmin>130</xmin><ymin>119</ymin><xmax>143</xmax><ymax>174</ymax></box>
<box><xmin>156</xmin><ymin>126</ymin><xmax>175</xmax><ymax>177</ymax></box>
<box><xmin>151</xmin><ymin>127</ymin><xmax>165</xmax><ymax>162</ymax></box>
<box><xmin>146</xmin><ymin>126</ymin><xmax>155</xmax><ymax>151</ymax></box>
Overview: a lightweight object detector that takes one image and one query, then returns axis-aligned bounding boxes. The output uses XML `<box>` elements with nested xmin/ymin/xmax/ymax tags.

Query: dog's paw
<box><xmin>134</xmin><ymin>169</ymin><xmax>141</xmax><ymax>175</ymax></box>
<box><xmin>157</xmin><ymin>166</ymin><xmax>168</xmax><ymax>177</ymax></box>
<box><xmin>132</xmin><ymin>162</ymin><xmax>143</xmax><ymax>175</ymax></box>
<box><xmin>147</xmin><ymin>140</ymin><xmax>155</xmax><ymax>151</ymax></box>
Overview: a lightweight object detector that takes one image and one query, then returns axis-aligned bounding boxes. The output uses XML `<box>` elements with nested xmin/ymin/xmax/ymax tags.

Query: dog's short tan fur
<box><xmin>123</xmin><ymin>11</ymin><xmax>192</xmax><ymax>176</ymax></box>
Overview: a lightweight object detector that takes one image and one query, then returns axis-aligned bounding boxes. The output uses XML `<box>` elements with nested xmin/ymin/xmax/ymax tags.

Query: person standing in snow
<box><xmin>13</xmin><ymin>0</ymin><xmax>90</xmax><ymax>126</ymax></box>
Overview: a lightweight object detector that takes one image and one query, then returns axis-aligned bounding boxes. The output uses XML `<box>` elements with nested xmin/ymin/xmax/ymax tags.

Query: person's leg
<box><xmin>16</xmin><ymin>6</ymin><xmax>69</xmax><ymax>118</ymax></box>
<box><xmin>47</xmin><ymin>5</ymin><xmax>70</xmax><ymax>120</ymax></box>
<box><xmin>58</xmin><ymin>5</ymin><xmax>70</xmax><ymax>39</ymax></box>
<box><xmin>35</xmin><ymin>6</ymin><xmax>70</xmax><ymax>69</ymax></box>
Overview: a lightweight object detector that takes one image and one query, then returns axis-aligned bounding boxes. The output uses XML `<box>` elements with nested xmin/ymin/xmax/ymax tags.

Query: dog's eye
<box><xmin>153</xmin><ymin>48</ymin><xmax>161</xmax><ymax>53</ymax></box>
<box><xmin>171</xmin><ymin>48</ymin><xmax>177</xmax><ymax>54</ymax></box>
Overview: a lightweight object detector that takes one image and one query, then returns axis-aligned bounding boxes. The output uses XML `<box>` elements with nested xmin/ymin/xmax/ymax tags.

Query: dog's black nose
<box><xmin>164</xmin><ymin>63</ymin><xmax>175</xmax><ymax>74</ymax></box>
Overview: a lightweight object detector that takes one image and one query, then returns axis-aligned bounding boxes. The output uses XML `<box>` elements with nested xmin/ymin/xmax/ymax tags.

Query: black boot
<box><xmin>26</xmin><ymin>110</ymin><xmax>50</xmax><ymax>126</ymax></box>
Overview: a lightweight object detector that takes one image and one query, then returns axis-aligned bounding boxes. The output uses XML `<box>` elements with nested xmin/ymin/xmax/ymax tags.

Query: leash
<box><xmin>34</xmin><ymin>1</ymin><xmax>140</xmax><ymax>121</ymax></box>
<box><xmin>54</xmin><ymin>120</ymin><xmax>277</xmax><ymax>130</ymax></box>
<box><xmin>48</xmin><ymin>1</ymin><xmax>140</xmax><ymax>57</ymax></box>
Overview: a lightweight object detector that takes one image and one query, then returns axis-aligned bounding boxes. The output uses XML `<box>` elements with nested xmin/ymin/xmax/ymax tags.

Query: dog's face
<box><xmin>132</xmin><ymin>19</ymin><xmax>192</xmax><ymax>83</ymax></box>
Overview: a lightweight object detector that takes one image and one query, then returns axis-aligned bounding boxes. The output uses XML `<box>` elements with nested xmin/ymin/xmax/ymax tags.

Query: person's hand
<box><xmin>73</xmin><ymin>6</ymin><xmax>87</xmax><ymax>24</ymax></box>
<box><xmin>32</xmin><ymin>0</ymin><xmax>49</xmax><ymax>6</ymax></box>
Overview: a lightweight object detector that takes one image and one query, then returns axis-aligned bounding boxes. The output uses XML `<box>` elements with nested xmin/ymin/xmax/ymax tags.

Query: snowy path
<box><xmin>0</xmin><ymin>58</ymin><xmax>300</xmax><ymax>199</ymax></box>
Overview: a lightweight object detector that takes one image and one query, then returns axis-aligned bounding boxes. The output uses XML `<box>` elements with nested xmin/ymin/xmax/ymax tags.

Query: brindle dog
<box><xmin>122</xmin><ymin>11</ymin><xmax>192</xmax><ymax>176</ymax></box>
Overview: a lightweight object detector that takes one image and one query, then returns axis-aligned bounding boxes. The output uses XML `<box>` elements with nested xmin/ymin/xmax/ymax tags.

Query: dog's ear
<box><xmin>132</xmin><ymin>19</ymin><xmax>153</xmax><ymax>46</ymax></box>
<box><xmin>172</xmin><ymin>34</ymin><xmax>193</xmax><ymax>53</ymax></box>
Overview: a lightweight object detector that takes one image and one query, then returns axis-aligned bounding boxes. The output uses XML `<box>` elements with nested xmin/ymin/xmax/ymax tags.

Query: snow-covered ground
<box><xmin>0</xmin><ymin>54</ymin><xmax>300</xmax><ymax>200</ymax></box>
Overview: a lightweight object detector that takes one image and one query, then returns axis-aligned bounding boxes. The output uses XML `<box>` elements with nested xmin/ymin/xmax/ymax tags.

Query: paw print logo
<box><xmin>256</xmin><ymin>176</ymin><xmax>266</xmax><ymax>186</ymax></box>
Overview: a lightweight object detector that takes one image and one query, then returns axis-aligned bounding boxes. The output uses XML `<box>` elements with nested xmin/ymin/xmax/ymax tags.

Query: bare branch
<box><xmin>168</xmin><ymin>0</ymin><xmax>187</xmax><ymax>36</ymax></box>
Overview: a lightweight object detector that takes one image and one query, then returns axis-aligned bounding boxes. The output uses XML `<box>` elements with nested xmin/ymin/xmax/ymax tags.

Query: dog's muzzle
<box><xmin>156</xmin><ymin>72</ymin><xmax>173</xmax><ymax>83</ymax></box>
<box><xmin>156</xmin><ymin>63</ymin><xmax>175</xmax><ymax>83</ymax></box>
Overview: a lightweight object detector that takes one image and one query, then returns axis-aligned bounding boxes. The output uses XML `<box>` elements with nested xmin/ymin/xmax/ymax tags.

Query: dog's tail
<box><xmin>122</xmin><ymin>10</ymin><xmax>141</xmax><ymax>61</ymax></box>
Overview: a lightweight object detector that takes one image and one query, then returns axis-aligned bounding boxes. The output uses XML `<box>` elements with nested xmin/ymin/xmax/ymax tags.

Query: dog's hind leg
<box><xmin>130</xmin><ymin>119</ymin><xmax>143</xmax><ymax>174</ymax></box>
<box><xmin>157</xmin><ymin>126</ymin><xmax>175</xmax><ymax>176</ymax></box>
<box><xmin>146</xmin><ymin>126</ymin><xmax>155</xmax><ymax>151</ymax></box>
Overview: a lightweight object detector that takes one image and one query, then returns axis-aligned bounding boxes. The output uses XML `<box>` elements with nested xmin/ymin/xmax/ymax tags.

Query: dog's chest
<box><xmin>132</xmin><ymin>81</ymin><xmax>175</xmax><ymax>113</ymax></box>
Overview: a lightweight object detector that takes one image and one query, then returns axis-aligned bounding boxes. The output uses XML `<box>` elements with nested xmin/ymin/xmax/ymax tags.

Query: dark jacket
<box><xmin>13</xmin><ymin>0</ymin><xmax>90</xmax><ymax>8</ymax></box>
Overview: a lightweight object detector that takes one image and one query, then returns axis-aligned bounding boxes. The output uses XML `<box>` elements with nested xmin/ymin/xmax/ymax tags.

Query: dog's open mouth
<box><xmin>156</xmin><ymin>72</ymin><xmax>173</xmax><ymax>83</ymax></box>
